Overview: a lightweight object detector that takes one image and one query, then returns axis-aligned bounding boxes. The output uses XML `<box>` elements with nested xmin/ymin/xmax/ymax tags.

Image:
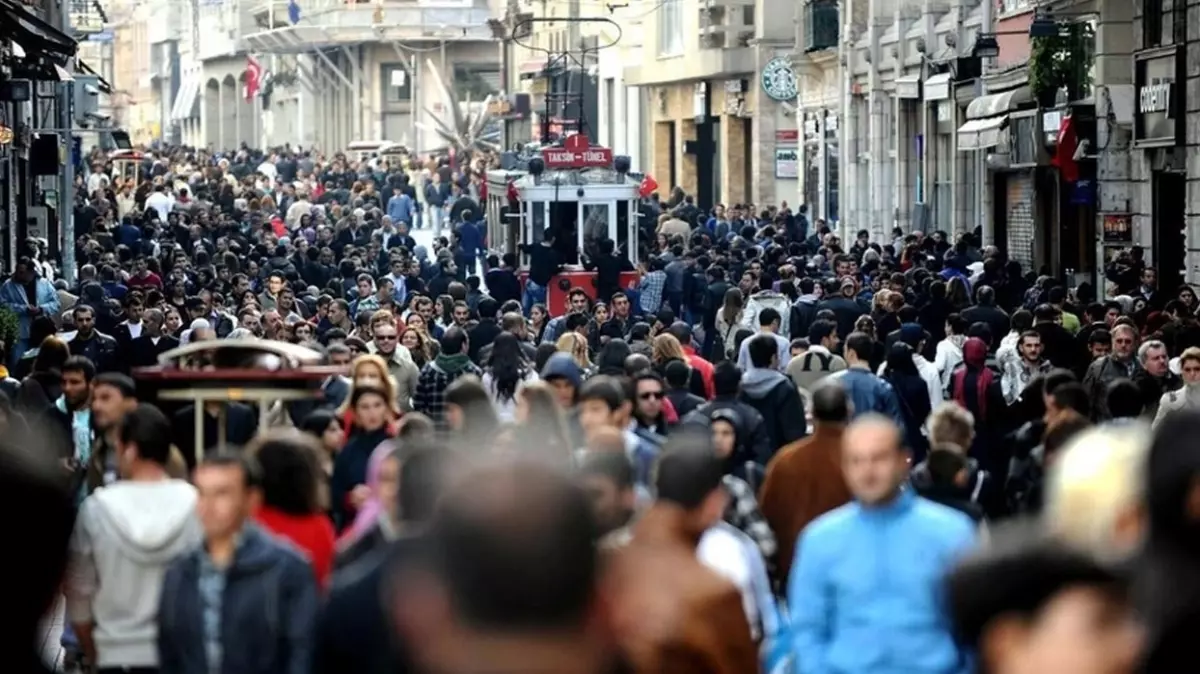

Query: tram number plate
<box><xmin>542</xmin><ymin>147</ymin><xmax>613</xmax><ymax>169</ymax></box>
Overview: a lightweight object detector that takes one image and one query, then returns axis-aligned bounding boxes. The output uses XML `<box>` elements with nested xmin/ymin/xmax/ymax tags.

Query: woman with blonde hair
<box><xmin>651</xmin><ymin>332</ymin><xmax>687</xmax><ymax>366</ymax></box>
<box><xmin>336</xmin><ymin>354</ymin><xmax>401</xmax><ymax>432</ymax></box>
<box><xmin>556</xmin><ymin>332</ymin><xmax>594</xmax><ymax>375</ymax></box>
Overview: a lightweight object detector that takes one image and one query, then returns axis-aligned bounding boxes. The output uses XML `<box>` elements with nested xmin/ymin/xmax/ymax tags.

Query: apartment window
<box><xmin>382</xmin><ymin>64</ymin><xmax>412</xmax><ymax>104</ymax></box>
<box><xmin>658</xmin><ymin>0</ymin><xmax>684</xmax><ymax>57</ymax></box>
<box><xmin>1143</xmin><ymin>0</ymin><xmax>1163</xmax><ymax>48</ymax></box>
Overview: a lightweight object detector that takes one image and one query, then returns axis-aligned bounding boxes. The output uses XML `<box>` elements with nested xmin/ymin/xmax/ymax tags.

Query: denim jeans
<box><xmin>428</xmin><ymin>206</ymin><xmax>446</xmax><ymax>236</ymax></box>
<box><xmin>523</xmin><ymin>280</ymin><xmax>547</xmax><ymax>316</ymax></box>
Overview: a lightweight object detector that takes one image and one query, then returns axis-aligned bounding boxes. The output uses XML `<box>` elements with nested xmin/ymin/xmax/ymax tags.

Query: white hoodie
<box><xmin>66</xmin><ymin>480</ymin><xmax>202</xmax><ymax>669</ymax></box>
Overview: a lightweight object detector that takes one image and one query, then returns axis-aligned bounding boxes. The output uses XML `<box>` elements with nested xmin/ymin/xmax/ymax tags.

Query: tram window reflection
<box><xmin>550</xmin><ymin>202</ymin><xmax>579</xmax><ymax>265</ymax></box>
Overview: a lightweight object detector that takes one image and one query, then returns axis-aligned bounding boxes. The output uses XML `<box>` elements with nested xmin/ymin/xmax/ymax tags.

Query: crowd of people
<box><xmin>3</xmin><ymin>141</ymin><xmax>1200</xmax><ymax>674</ymax></box>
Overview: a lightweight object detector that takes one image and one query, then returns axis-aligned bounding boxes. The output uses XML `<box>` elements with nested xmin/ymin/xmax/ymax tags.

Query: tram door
<box><xmin>579</xmin><ymin>201</ymin><xmax>616</xmax><ymax>262</ymax></box>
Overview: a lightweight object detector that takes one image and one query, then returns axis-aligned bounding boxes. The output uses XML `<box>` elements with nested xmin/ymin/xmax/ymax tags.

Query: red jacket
<box><xmin>682</xmin><ymin>346</ymin><xmax>716</xmax><ymax>399</ymax></box>
<box><xmin>255</xmin><ymin>505</ymin><xmax>336</xmax><ymax>589</ymax></box>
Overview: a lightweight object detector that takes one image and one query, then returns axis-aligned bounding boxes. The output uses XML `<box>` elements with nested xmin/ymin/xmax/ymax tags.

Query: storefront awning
<box><xmin>76</xmin><ymin>58</ymin><xmax>113</xmax><ymax>94</ymax></box>
<box><xmin>0</xmin><ymin>0</ymin><xmax>77</xmax><ymax>62</ymax></box>
<box><xmin>518</xmin><ymin>59</ymin><xmax>545</xmax><ymax>80</ymax></box>
<box><xmin>965</xmin><ymin>88</ymin><xmax>1031</xmax><ymax>120</ymax></box>
<box><xmin>171</xmin><ymin>76</ymin><xmax>201</xmax><ymax>121</ymax></box>
<box><xmin>924</xmin><ymin>73</ymin><xmax>952</xmax><ymax>102</ymax></box>
<box><xmin>895</xmin><ymin>74</ymin><xmax>920</xmax><ymax>100</ymax></box>
<box><xmin>957</xmin><ymin>116</ymin><xmax>1006</xmax><ymax>151</ymax></box>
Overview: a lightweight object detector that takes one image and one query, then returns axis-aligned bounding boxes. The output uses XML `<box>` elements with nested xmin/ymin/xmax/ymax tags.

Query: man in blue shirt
<box><xmin>789</xmin><ymin>414</ymin><xmax>976</xmax><ymax>674</ymax></box>
<box><xmin>386</xmin><ymin>186</ymin><xmax>415</xmax><ymax>226</ymax></box>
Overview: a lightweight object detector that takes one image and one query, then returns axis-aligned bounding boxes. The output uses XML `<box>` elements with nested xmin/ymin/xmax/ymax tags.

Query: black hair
<box><xmin>117</xmin><ymin>404</ymin><xmax>173</xmax><ymax>466</ymax></box>
<box><xmin>441</xmin><ymin>326</ymin><xmax>468</xmax><ymax>355</ymax></box>
<box><xmin>758</xmin><ymin>307</ymin><xmax>781</xmax><ymax>327</ymax></box>
<box><xmin>947</xmin><ymin>524</ymin><xmax>1128</xmax><ymax>649</ymax></box>
<box><xmin>655</xmin><ymin>434</ymin><xmax>725</xmax><ymax>509</ymax></box>
<box><xmin>198</xmin><ymin>452</ymin><xmax>264</xmax><ymax>490</ymax></box>
<box><xmin>61</xmin><ymin>355</ymin><xmax>97</xmax><ymax>381</ymax></box>
<box><xmin>253</xmin><ymin>433</ymin><xmax>324</xmax><ymax>515</ymax></box>
<box><xmin>663</xmin><ymin>359</ymin><xmax>691</xmax><ymax>388</ymax></box>
<box><xmin>812</xmin><ymin>382</ymin><xmax>850</xmax><ymax>423</ymax></box>
<box><xmin>712</xmin><ymin>361</ymin><xmax>740</xmax><ymax>397</ymax></box>
<box><xmin>747</xmin><ymin>333</ymin><xmax>778</xmax><ymax>369</ymax></box>
<box><xmin>1105</xmin><ymin>379</ymin><xmax>1143</xmax><ymax>419</ymax></box>
<box><xmin>427</xmin><ymin>460</ymin><xmax>597</xmax><ymax>630</ymax></box>
<box><xmin>844</xmin><ymin>331</ymin><xmax>874</xmax><ymax>362</ymax></box>
<box><xmin>577</xmin><ymin>376</ymin><xmax>626</xmax><ymax>412</ymax></box>
<box><xmin>565</xmin><ymin>312</ymin><xmax>590</xmax><ymax>332</ymax></box>
<box><xmin>926</xmin><ymin>446</ymin><xmax>967</xmax><ymax>485</ymax></box>
<box><xmin>808</xmin><ymin>319</ymin><xmax>836</xmax><ymax>344</ymax></box>
<box><xmin>1050</xmin><ymin>382</ymin><xmax>1091</xmax><ymax>418</ymax></box>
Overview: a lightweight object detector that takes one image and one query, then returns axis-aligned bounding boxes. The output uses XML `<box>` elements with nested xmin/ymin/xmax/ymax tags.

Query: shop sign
<box><xmin>761</xmin><ymin>57</ymin><xmax>798</xmax><ymax>102</ymax></box>
<box><xmin>775</xmin><ymin>129</ymin><xmax>799</xmax><ymax>146</ymax></box>
<box><xmin>1134</xmin><ymin>47</ymin><xmax>1183</xmax><ymax>147</ymax></box>
<box><xmin>1102</xmin><ymin>213</ymin><xmax>1133</xmax><ymax>243</ymax></box>
<box><xmin>774</xmin><ymin>148</ymin><xmax>799</xmax><ymax>178</ymax></box>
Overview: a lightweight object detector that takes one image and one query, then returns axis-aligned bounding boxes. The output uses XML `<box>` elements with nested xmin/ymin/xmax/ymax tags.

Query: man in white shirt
<box><xmin>144</xmin><ymin>184</ymin><xmax>174</xmax><ymax>221</ymax></box>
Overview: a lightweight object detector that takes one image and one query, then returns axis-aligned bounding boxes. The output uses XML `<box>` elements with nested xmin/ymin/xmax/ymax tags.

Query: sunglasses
<box><xmin>376</xmin><ymin>334</ymin><xmax>398</xmax><ymax>341</ymax></box>
<box><xmin>639</xmin><ymin>391</ymin><xmax>665</xmax><ymax>400</ymax></box>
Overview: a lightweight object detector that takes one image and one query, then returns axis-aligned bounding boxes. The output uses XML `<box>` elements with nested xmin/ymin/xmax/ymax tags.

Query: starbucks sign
<box><xmin>761</xmin><ymin>57</ymin><xmax>798</xmax><ymax>102</ymax></box>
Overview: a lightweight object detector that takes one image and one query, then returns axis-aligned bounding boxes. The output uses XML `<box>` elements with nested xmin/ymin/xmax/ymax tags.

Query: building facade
<box><xmin>622</xmin><ymin>0</ymin><xmax>796</xmax><ymax>209</ymax></box>
<box><xmin>1095</xmin><ymin>0</ymin><xmax>1194</xmax><ymax>290</ymax></box>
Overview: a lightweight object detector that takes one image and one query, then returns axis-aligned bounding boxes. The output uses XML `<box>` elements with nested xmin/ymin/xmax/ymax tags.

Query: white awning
<box><xmin>924</xmin><ymin>73</ymin><xmax>952</xmax><ymax>102</ymax></box>
<box><xmin>957</xmin><ymin>116</ymin><xmax>1006</xmax><ymax>151</ymax></box>
<box><xmin>965</xmin><ymin>88</ymin><xmax>1031</xmax><ymax>119</ymax></box>
<box><xmin>170</xmin><ymin>76</ymin><xmax>200</xmax><ymax>121</ymax></box>
<box><xmin>895</xmin><ymin>74</ymin><xmax>921</xmax><ymax>100</ymax></box>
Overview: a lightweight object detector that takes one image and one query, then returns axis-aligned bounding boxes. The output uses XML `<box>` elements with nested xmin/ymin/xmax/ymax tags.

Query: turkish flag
<box><xmin>245</xmin><ymin>56</ymin><xmax>263</xmax><ymax>103</ymax></box>
<box><xmin>638</xmin><ymin>174</ymin><xmax>658</xmax><ymax>199</ymax></box>
<box><xmin>1051</xmin><ymin>114</ymin><xmax>1079</xmax><ymax>184</ymax></box>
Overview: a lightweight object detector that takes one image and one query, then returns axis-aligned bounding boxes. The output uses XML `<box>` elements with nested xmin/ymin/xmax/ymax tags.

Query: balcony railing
<box><xmin>804</xmin><ymin>0</ymin><xmax>838</xmax><ymax>52</ymax></box>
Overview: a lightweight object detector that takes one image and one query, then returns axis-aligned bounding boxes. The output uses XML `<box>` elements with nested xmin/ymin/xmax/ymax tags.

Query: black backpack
<box><xmin>798</xmin><ymin>350</ymin><xmax>834</xmax><ymax>374</ymax></box>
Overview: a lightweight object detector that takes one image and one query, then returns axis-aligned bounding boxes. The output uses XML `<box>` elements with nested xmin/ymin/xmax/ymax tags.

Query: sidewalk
<box><xmin>38</xmin><ymin>597</ymin><xmax>65</xmax><ymax>672</ymax></box>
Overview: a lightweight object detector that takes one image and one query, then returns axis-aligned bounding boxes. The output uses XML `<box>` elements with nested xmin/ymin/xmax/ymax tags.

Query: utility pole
<box><xmin>59</xmin><ymin>0</ymin><xmax>76</xmax><ymax>285</ymax></box>
<box><xmin>977</xmin><ymin>0</ymin><xmax>992</xmax><ymax>248</ymax></box>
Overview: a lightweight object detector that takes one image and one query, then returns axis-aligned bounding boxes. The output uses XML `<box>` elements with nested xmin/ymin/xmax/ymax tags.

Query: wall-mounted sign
<box><xmin>774</xmin><ymin>148</ymin><xmax>799</xmax><ymax>178</ymax></box>
<box><xmin>761</xmin><ymin>57</ymin><xmax>797</xmax><ymax>102</ymax></box>
<box><xmin>775</xmin><ymin>129</ymin><xmax>799</xmax><ymax>145</ymax></box>
<box><xmin>1134</xmin><ymin>47</ymin><xmax>1183</xmax><ymax>147</ymax></box>
<box><xmin>487</xmin><ymin>94</ymin><xmax>531</xmax><ymax>120</ymax></box>
<box><xmin>1102</xmin><ymin>213</ymin><xmax>1133</xmax><ymax>243</ymax></box>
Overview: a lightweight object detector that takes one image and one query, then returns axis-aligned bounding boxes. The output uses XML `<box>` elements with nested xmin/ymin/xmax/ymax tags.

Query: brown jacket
<box><xmin>759</xmin><ymin>424</ymin><xmax>853</xmax><ymax>581</ymax></box>
<box><xmin>603</xmin><ymin>505</ymin><xmax>758</xmax><ymax>674</ymax></box>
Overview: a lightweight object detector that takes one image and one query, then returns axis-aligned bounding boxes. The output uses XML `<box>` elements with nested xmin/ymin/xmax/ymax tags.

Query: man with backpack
<box><xmin>788</xmin><ymin>320</ymin><xmax>847</xmax><ymax>393</ymax></box>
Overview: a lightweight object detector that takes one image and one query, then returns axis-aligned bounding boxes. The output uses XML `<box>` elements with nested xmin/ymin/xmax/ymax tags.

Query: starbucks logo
<box><xmin>761</xmin><ymin>57</ymin><xmax>798</xmax><ymax>102</ymax></box>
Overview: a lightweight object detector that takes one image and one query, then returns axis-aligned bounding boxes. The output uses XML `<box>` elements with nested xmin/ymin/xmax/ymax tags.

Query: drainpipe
<box><xmin>837</xmin><ymin>0</ymin><xmax>851</xmax><ymax>242</ymax></box>
<box><xmin>977</xmin><ymin>0</ymin><xmax>992</xmax><ymax>247</ymax></box>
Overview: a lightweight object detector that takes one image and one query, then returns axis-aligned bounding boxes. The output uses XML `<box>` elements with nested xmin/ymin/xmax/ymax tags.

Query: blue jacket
<box><xmin>830</xmin><ymin>366</ymin><xmax>907</xmax><ymax>437</ymax></box>
<box><xmin>157</xmin><ymin>524</ymin><xmax>319</xmax><ymax>674</ymax></box>
<box><xmin>455</xmin><ymin>221</ymin><xmax>485</xmax><ymax>258</ymax></box>
<box><xmin>0</xmin><ymin>277</ymin><xmax>60</xmax><ymax>339</ymax></box>
<box><xmin>788</xmin><ymin>490</ymin><xmax>976</xmax><ymax>674</ymax></box>
<box><xmin>386</xmin><ymin>194</ymin><xmax>415</xmax><ymax>224</ymax></box>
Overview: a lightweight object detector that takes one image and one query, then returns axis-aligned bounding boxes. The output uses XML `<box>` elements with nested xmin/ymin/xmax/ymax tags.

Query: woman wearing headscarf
<box><xmin>883</xmin><ymin>342</ymin><xmax>933</xmax><ymax>461</ymax></box>
<box><xmin>334</xmin><ymin>440</ymin><xmax>401</xmax><ymax>570</ymax></box>
<box><xmin>952</xmin><ymin>336</ymin><xmax>1008</xmax><ymax>498</ymax></box>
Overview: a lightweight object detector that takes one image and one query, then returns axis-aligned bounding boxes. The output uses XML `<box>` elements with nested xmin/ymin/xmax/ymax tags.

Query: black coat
<box><xmin>313</xmin><ymin>536</ymin><xmax>423</xmax><ymax>674</ymax></box>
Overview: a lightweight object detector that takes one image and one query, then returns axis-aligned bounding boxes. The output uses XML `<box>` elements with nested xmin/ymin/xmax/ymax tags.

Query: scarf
<box><xmin>952</xmin><ymin>337</ymin><xmax>994</xmax><ymax>420</ymax></box>
<box><xmin>435</xmin><ymin>352</ymin><xmax>472</xmax><ymax>375</ymax></box>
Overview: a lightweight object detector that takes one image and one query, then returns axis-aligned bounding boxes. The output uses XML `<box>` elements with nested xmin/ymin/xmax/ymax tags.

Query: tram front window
<box><xmin>615</xmin><ymin>200</ymin><xmax>631</xmax><ymax>260</ymax></box>
<box><xmin>582</xmin><ymin>203</ymin><xmax>610</xmax><ymax>262</ymax></box>
<box><xmin>549</xmin><ymin>201</ymin><xmax>579</xmax><ymax>264</ymax></box>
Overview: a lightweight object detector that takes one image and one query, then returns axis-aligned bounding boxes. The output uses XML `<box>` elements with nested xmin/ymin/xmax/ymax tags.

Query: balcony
<box><xmin>803</xmin><ymin>0</ymin><xmax>838</xmax><ymax>52</ymax></box>
<box><xmin>242</xmin><ymin>0</ymin><xmax>495</xmax><ymax>53</ymax></box>
<box><xmin>698</xmin><ymin>2</ymin><xmax>755</xmax><ymax>50</ymax></box>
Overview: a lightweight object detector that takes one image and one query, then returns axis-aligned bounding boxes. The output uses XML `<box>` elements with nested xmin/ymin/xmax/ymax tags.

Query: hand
<box><xmin>349</xmin><ymin>484</ymin><xmax>372</xmax><ymax>510</ymax></box>
<box><xmin>28</xmin><ymin>306</ymin><xmax>41</xmax><ymax>315</ymax></box>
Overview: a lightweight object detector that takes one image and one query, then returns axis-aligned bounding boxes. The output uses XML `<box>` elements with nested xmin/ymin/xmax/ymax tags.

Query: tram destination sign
<box><xmin>542</xmin><ymin>134</ymin><xmax>614</xmax><ymax>169</ymax></box>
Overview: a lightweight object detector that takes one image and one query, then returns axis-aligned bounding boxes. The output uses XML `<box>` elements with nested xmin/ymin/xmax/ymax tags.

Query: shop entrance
<box><xmin>1153</xmin><ymin>170</ymin><xmax>1186</xmax><ymax>292</ymax></box>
